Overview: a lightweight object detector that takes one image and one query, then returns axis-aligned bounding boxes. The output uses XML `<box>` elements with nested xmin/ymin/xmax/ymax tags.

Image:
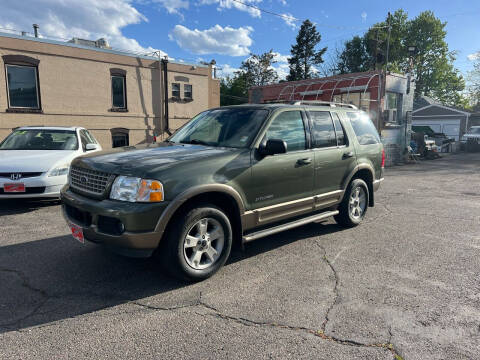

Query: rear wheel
<box><xmin>161</xmin><ymin>205</ymin><xmax>232</xmax><ymax>281</ymax></box>
<box><xmin>335</xmin><ymin>178</ymin><xmax>369</xmax><ymax>227</ymax></box>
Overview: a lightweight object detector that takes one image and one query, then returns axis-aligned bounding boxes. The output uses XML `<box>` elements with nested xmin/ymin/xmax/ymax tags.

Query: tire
<box><xmin>334</xmin><ymin>178</ymin><xmax>369</xmax><ymax>228</ymax></box>
<box><xmin>160</xmin><ymin>205</ymin><xmax>232</xmax><ymax>282</ymax></box>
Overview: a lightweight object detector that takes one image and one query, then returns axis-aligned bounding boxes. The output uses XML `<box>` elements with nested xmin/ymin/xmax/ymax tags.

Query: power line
<box><xmin>230</xmin><ymin>0</ymin><xmax>388</xmax><ymax>31</ymax></box>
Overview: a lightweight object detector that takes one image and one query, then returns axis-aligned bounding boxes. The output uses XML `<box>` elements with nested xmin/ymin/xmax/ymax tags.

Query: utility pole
<box><xmin>374</xmin><ymin>28</ymin><xmax>379</xmax><ymax>70</ymax></box>
<box><xmin>385</xmin><ymin>11</ymin><xmax>391</xmax><ymax>73</ymax></box>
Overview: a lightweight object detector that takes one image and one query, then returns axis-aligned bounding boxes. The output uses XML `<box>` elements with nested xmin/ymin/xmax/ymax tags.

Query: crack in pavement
<box><xmin>1</xmin><ymin>256</ymin><xmax>404</xmax><ymax>359</ymax></box>
<box><xmin>0</xmin><ymin>267</ymin><xmax>51</xmax><ymax>329</ymax></box>
<box><xmin>315</xmin><ymin>240</ymin><xmax>339</xmax><ymax>334</ymax></box>
<box><xmin>313</xmin><ymin>240</ymin><xmax>403</xmax><ymax>359</ymax></box>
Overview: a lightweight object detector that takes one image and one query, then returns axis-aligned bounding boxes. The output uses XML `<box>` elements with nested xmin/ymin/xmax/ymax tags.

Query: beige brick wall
<box><xmin>0</xmin><ymin>34</ymin><xmax>220</xmax><ymax>148</ymax></box>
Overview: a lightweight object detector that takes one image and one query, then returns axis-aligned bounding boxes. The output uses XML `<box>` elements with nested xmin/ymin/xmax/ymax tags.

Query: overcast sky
<box><xmin>0</xmin><ymin>0</ymin><xmax>478</xmax><ymax>80</ymax></box>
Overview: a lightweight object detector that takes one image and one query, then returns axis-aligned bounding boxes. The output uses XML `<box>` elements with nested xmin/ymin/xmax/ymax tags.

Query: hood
<box><xmin>0</xmin><ymin>150</ymin><xmax>77</xmax><ymax>172</ymax></box>
<box><xmin>464</xmin><ymin>133</ymin><xmax>480</xmax><ymax>139</ymax></box>
<box><xmin>73</xmin><ymin>142</ymin><xmax>241</xmax><ymax>178</ymax></box>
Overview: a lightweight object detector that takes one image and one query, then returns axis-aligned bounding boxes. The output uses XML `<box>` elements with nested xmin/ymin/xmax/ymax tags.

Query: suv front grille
<box><xmin>69</xmin><ymin>166</ymin><xmax>111</xmax><ymax>196</ymax></box>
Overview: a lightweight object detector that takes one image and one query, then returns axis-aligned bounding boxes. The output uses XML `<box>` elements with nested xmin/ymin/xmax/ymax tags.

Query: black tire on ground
<box><xmin>334</xmin><ymin>178</ymin><xmax>369</xmax><ymax>228</ymax></box>
<box><xmin>160</xmin><ymin>205</ymin><xmax>232</xmax><ymax>282</ymax></box>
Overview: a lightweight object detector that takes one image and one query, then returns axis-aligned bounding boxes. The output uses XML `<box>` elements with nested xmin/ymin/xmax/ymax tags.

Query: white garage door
<box><xmin>412</xmin><ymin>119</ymin><xmax>461</xmax><ymax>141</ymax></box>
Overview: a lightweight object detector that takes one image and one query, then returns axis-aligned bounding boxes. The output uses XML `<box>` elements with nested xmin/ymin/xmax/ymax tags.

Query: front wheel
<box><xmin>334</xmin><ymin>178</ymin><xmax>369</xmax><ymax>227</ymax></box>
<box><xmin>161</xmin><ymin>205</ymin><xmax>232</xmax><ymax>282</ymax></box>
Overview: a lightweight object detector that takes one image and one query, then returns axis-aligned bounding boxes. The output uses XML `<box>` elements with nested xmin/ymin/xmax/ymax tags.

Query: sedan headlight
<box><xmin>48</xmin><ymin>164</ymin><xmax>70</xmax><ymax>177</ymax></box>
<box><xmin>110</xmin><ymin>176</ymin><xmax>164</xmax><ymax>203</ymax></box>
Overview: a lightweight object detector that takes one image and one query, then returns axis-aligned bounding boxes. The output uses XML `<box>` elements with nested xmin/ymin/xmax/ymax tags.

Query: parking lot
<box><xmin>0</xmin><ymin>153</ymin><xmax>479</xmax><ymax>360</ymax></box>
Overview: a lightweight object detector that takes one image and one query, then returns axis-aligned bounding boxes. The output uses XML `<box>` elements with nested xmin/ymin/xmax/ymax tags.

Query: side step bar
<box><xmin>242</xmin><ymin>210</ymin><xmax>339</xmax><ymax>243</ymax></box>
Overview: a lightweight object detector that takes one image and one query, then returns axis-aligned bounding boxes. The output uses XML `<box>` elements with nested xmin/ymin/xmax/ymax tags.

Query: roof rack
<box><xmin>289</xmin><ymin>100</ymin><xmax>358</xmax><ymax>109</ymax></box>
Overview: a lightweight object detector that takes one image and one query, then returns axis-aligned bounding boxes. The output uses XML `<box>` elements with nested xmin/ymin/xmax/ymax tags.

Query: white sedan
<box><xmin>0</xmin><ymin>126</ymin><xmax>101</xmax><ymax>199</ymax></box>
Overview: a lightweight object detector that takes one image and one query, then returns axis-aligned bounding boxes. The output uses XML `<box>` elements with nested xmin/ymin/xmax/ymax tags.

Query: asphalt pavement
<box><xmin>0</xmin><ymin>153</ymin><xmax>479</xmax><ymax>359</ymax></box>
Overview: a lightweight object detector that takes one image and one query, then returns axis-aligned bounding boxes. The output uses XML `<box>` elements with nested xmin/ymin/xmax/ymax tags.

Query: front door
<box><xmin>249</xmin><ymin>110</ymin><xmax>314</xmax><ymax>225</ymax></box>
<box><xmin>309</xmin><ymin>111</ymin><xmax>356</xmax><ymax>208</ymax></box>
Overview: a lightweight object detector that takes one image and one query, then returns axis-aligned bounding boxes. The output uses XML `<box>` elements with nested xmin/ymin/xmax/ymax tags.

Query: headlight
<box><xmin>48</xmin><ymin>165</ymin><xmax>70</xmax><ymax>177</ymax></box>
<box><xmin>110</xmin><ymin>176</ymin><xmax>164</xmax><ymax>202</ymax></box>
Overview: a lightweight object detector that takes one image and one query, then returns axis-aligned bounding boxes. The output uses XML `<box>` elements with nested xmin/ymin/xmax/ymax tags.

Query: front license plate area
<box><xmin>4</xmin><ymin>183</ymin><xmax>25</xmax><ymax>192</ymax></box>
<box><xmin>69</xmin><ymin>223</ymin><xmax>85</xmax><ymax>244</ymax></box>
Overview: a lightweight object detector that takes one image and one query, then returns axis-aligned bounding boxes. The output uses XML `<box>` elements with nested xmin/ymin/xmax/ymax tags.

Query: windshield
<box><xmin>469</xmin><ymin>127</ymin><xmax>480</xmax><ymax>134</ymax></box>
<box><xmin>169</xmin><ymin>108</ymin><xmax>269</xmax><ymax>148</ymax></box>
<box><xmin>0</xmin><ymin>129</ymin><xmax>79</xmax><ymax>150</ymax></box>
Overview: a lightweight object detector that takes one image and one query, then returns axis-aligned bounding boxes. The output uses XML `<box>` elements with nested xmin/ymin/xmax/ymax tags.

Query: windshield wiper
<box><xmin>182</xmin><ymin>139</ymin><xmax>212</xmax><ymax>146</ymax></box>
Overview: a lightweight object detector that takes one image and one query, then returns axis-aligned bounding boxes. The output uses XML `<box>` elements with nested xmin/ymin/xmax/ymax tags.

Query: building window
<box><xmin>184</xmin><ymin>84</ymin><xmax>192</xmax><ymax>99</ymax></box>
<box><xmin>2</xmin><ymin>55</ymin><xmax>41</xmax><ymax>112</ymax></box>
<box><xmin>5</xmin><ymin>64</ymin><xmax>40</xmax><ymax>109</ymax></box>
<box><xmin>385</xmin><ymin>92</ymin><xmax>400</xmax><ymax>123</ymax></box>
<box><xmin>172</xmin><ymin>83</ymin><xmax>180</xmax><ymax>98</ymax></box>
<box><xmin>111</xmin><ymin>76</ymin><xmax>126</xmax><ymax>109</ymax></box>
<box><xmin>111</xmin><ymin>128</ymin><xmax>129</xmax><ymax>148</ymax></box>
<box><xmin>333</xmin><ymin>92</ymin><xmax>370</xmax><ymax>112</ymax></box>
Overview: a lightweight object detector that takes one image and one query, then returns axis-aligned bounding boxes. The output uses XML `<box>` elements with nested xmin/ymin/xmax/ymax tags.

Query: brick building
<box><xmin>0</xmin><ymin>31</ymin><xmax>220</xmax><ymax>148</ymax></box>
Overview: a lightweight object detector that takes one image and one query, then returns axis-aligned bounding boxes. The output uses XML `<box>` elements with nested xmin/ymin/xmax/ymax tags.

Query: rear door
<box><xmin>249</xmin><ymin>110</ymin><xmax>314</xmax><ymax>224</ymax></box>
<box><xmin>309</xmin><ymin>110</ymin><xmax>356</xmax><ymax>208</ymax></box>
<box><xmin>345</xmin><ymin>111</ymin><xmax>383</xmax><ymax>179</ymax></box>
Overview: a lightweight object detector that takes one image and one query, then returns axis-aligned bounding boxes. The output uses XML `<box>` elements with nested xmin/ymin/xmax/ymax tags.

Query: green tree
<box><xmin>336</xmin><ymin>10</ymin><xmax>466</xmax><ymax>106</ymax></box>
<box><xmin>337</xmin><ymin>36</ymin><xmax>371</xmax><ymax>74</ymax></box>
<box><xmin>466</xmin><ymin>55</ymin><xmax>480</xmax><ymax>110</ymax></box>
<box><xmin>364</xmin><ymin>9</ymin><xmax>409</xmax><ymax>72</ymax></box>
<box><xmin>220</xmin><ymin>75</ymin><xmax>248</xmax><ymax>106</ymax></box>
<box><xmin>220</xmin><ymin>50</ymin><xmax>279</xmax><ymax>106</ymax></box>
<box><xmin>237</xmin><ymin>49</ymin><xmax>279</xmax><ymax>88</ymax></box>
<box><xmin>405</xmin><ymin>11</ymin><xmax>465</xmax><ymax>105</ymax></box>
<box><xmin>287</xmin><ymin>19</ymin><xmax>327</xmax><ymax>81</ymax></box>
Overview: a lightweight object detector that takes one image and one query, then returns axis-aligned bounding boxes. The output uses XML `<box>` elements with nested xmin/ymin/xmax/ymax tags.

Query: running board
<box><xmin>242</xmin><ymin>210</ymin><xmax>339</xmax><ymax>243</ymax></box>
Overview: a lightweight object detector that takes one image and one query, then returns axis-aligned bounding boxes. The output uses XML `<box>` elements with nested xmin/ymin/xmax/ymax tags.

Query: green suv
<box><xmin>61</xmin><ymin>102</ymin><xmax>384</xmax><ymax>281</ymax></box>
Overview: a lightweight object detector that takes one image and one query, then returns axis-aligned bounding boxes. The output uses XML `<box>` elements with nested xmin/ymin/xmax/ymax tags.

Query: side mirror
<box><xmin>259</xmin><ymin>139</ymin><xmax>287</xmax><ymax>156</ymax></box>
<box><xmin>85</xmin><ymin>143</ymin><xmax>99</xmax><ymax>151</ymax></box>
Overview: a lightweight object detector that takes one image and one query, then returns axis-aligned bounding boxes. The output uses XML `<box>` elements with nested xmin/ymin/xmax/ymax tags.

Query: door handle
<box><xmin>342</xmin><ymin>152</ymin><xmax>354</xmax><ymax>159</ymax></box>
<box><xmin>297</xmin><ymin>158</ymin><xmax>312</xmax><ymax>165</ymax></box>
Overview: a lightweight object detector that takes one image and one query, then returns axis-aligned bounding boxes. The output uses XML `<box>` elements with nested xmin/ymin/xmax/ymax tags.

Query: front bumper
<box><xmin>61</xmin><ymin>186</ymin><xmax>170</xmax><ymax>257</ymax></box>
<box><xmin>0</xmin><ymin>174</ymin><xmax>66</xmax><ymax>199</ymax></box>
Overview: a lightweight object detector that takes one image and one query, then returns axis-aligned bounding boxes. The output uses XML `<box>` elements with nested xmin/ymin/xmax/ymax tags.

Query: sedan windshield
<box><xmin>469</xmin><ymin>127</ymin><xmax>480</xmax><ymax>134</ymax></box>
<box><xmin>169</xmin><ymin>108</ymin><xmax>269</xmax><ymax>148</ymax></box>
<box><xmin>0</xmin><ymin>129</ymin><xmax>79</xmax><ymax>150</ymax></box>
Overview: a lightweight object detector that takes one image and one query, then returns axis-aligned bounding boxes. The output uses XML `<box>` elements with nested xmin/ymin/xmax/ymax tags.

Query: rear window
<box><xmin>346</xmin><ymin>112</ymin><xmax>380</xmax><ymax>145</ymax></box>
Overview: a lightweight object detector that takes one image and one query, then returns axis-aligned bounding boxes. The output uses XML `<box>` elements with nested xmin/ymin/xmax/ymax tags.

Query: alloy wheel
<box><xmin>183</xmin><ymin>217</ymin><xmax>225</xmax><ymax>270</ymax></box>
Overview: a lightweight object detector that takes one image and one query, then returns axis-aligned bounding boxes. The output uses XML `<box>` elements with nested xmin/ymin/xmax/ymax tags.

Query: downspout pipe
<box><xmin>161</xmin><ymin>58</ymin><xmax>172</xmax><ymax>135</ymax></box>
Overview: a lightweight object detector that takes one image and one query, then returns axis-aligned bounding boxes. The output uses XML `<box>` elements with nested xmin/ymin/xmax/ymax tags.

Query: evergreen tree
<box><xmin>287</xmin><ymin>20</ymin><xmax>327</xmax><ymax>81</ymax></box>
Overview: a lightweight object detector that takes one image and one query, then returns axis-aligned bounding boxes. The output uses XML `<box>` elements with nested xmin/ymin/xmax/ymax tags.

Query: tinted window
<box><xmin>332</xmin><ymin>112</ymin><xmax>346</xmax><ymax>146</ymax></box>
<box><xmin>265</xmin><ymin>111</ymin><xmax>306</xmax><ymax>152</ymax></box>
<box><xmin>347</xmin><ymin>112</ymin><xmax>381</xmax><ymax>145</ymax></box>
<box><xmin>112</xmin><ymin>76</ymin><xmax>126</xmax><ymax>108</ymax></box>
<box><xmin>310</xmin><ymin>111</ymin><xmax>336</xmax><ymax>148</ymax></box>
<box><xmin>6</xmin><ymin>65</ymin><xmax>39</xmax><ymax>108</ymax></box>
<box><xmin>170</xmin><ymin>108</ymin><xmax>268</xmax><ymax>148</ymax></box>
<box><xmin>0</xmin><ymin>129</ymin><xmax>78</xmax><ymax>150</ymax></box>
